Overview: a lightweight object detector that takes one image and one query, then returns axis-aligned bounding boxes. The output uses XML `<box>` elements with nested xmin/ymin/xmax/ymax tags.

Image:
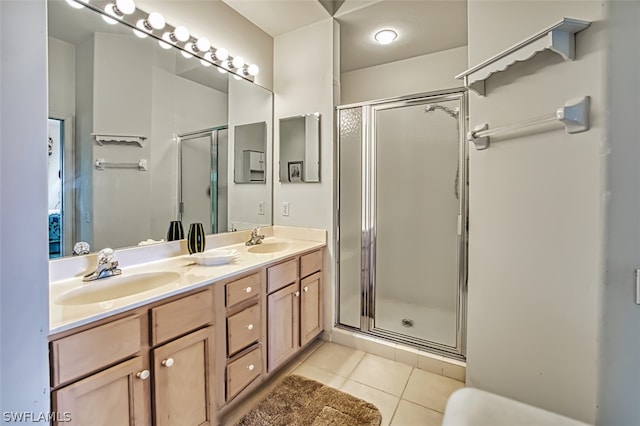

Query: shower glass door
<box><xmin>178</xmin><ymin>127</ymin><xmax>228</xmax><ymax>233</ymax></box>
<box><xmin>337</xmin><ymin>91</ymin><xmax>467</xmax><ymax>358</ymax></box>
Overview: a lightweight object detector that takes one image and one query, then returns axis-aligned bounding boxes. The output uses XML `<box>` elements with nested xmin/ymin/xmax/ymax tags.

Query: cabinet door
<box><xmin>300</xmin><ymin>272</ymin><xmax>322</xmax><ymax>347</ymax></box>
<box><xmin>267</xmin><ymin>283</ymin><xmax>300</xmax><ymax>372</ymax></box>
<box><xmin>52</xmin><ymin>356</ymin><xmax>149</xmax><ymax>426</ymax></box>
<box><xmin>153</xmin><ymin>326</ymin><xmax>215</xmax><ymax>426</ymax></box>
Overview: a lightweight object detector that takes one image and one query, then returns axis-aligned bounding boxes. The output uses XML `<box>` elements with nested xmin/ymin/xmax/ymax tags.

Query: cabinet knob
<box><xmin>246</xmin><ymin>324</ymin><xmax>254</xmax><ymax>330</ymax></box>
<box><xmin>303</xmin><ymin>286</ymin><xmax>309</xmax><ymax>292</ymax></box>
<box><xmin>244</xmin><ymin>286</ymin><xmax>252</xmax><ymax>293</ymax></box>
<box><xmin>136</xmin><ymin>370</ymin><xmax>150</xmax><ymax>380</ymax></box>
<box><xmin>247</xmin><ymin>364</ymin><xmax>255</xmax><ymax>371</ymax></box>
<box><xmin>294</xmin><ymin>291</ymin><xmax>300</xmax><ymax>297</ymax></box>
<box><xmin>162</xmin><ymin>358</ymin><xmax>175</xmax><ymax>367</ymax></box>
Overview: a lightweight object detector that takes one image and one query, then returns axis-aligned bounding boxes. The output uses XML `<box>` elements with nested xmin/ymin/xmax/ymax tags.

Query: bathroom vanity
<box><xmin>47</xmin><ymin>227</ymin><xmax>325</xmax><ymax>425</ymax></box>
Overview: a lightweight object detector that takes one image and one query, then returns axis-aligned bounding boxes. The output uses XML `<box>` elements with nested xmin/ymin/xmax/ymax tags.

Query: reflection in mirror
<box><xmin>178</xmin><ymin>127</ymin><xmax>228</xmax><ymax>234</ymax></box>
<box><xmin>279</xmin><ymin>113</ymin><xmax>321</xmax><ymax>183</ymax></box>
<box><xmin>234</xmin><ymin>122</ymin><xmax>267</xmax><ymax>183</ymax></box>
<box><xmin>47</xmin><ymin>0</ymin><xmax>272</xmax><ymax>257</ymax></box>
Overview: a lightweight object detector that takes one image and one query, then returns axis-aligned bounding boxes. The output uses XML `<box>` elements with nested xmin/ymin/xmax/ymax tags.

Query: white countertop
<box><xmin>49</xmin><ymin>228</ymin><xmax>326</xmax><ymax>335</ymax></box>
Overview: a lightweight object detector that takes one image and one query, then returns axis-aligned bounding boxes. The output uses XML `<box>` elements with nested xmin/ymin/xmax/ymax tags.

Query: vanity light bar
<box><xmin>65</xmin><ymin>0</ymin><xmax>259</xmax><ymax>80</ymax></box>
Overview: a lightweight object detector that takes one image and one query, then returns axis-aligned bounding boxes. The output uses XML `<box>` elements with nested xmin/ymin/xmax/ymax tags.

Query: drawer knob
<box><xmin>246</xmin><ymin>324</ymin><xmax>254</xmax><ymax>330</ymax></box>
<box><xmin>136</xmin><ymin>370</ymin><xmax>150</xmax><ymax>380</ymax></box>
<box><xmin>162</xmin><ymin>358</ymin><xmax>175</xmax><ymax>367</ymax></box>
<box><xmin>244</xmin><ymin>286</ymin><xmax>252</xmax><ymax>293</ymax></box>
<box><xmin>303</xmin><ymin>286</ymin><xmax>309</xmax><ymax>292</ymax></box>
<box><xmin>247</xmin><ymin>364</ymin><xmax>255</xmax><ymax>371</ymax></box>
<box><xmin>294</xmin><ymin>291</ymin><xmax>300</xmax><ymax>297</ymax></box>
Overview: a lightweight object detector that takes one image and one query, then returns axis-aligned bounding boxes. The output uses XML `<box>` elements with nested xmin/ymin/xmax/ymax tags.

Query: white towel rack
<box><xmin>95</xmin><ymin>158</ymin><xmax>148</xmax><ymax>171</ymax></box>
<box><xmin>467</xmin><ymin>96</ymin><xmax>590</xmax><ymax>150</ymax></box>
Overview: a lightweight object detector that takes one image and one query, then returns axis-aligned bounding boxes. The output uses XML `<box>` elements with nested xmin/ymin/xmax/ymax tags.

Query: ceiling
<box><xmin>221</xmin><ymin>0</ymin><xmax>468</xmax><ymax>73</ymax></box>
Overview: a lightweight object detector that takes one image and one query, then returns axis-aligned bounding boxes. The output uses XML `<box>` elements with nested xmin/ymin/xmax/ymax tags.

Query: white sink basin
<box><xmin>247</xmin><ymin>242</ymin><xmax>291</xmax><ymax>254</ymax></box>
<box><xmin>55</xmin><ymin>271</ymin><xmax>181</xmax><ymax>305</ymax></box>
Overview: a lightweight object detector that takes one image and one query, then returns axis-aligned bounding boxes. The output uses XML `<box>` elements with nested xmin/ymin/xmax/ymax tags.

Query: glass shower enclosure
<box><xmin>177</xmin><ymin>126</ymin><xmax>228</xmax><ymax>234</ymax></box>
<box><xmin>336</xmin><ymin>90</ymin><xmax>468</xmax><ymax>359</ymax></box>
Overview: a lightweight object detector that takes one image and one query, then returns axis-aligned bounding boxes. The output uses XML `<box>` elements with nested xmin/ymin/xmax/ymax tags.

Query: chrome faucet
<box><xmin>245</xmin><ymin>227</ymin><xmax>265</xmax><ymax>246</ymax></box>
<box><xmin>83</xmin><ymin>248</ymin><xmax>122</xmax><ymax>282</ymax></box>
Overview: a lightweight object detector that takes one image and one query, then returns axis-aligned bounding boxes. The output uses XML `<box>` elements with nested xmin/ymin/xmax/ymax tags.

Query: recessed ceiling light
<box><xmin>374</xmin><ymin>29</ymin><xmax>398</xmax><ymax>45</ymax></box>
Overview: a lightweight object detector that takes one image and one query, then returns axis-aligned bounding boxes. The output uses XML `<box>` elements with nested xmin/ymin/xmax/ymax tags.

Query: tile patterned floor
<box><xmin>221</xmin><ymin>341</ymin><xmax>465</xmax><ymax>426</ymax></box>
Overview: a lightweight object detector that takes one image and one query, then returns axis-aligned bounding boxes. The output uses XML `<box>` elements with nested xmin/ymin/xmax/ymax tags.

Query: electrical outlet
<box><xmin>282</xmin><ymin>202</ymin><xmax>290</xmax><ymax>217</ymax></box>
<box><xmin>258</xmin><ymin>201</ymin><xmax>265</xmax><ymax>215</ymax></box>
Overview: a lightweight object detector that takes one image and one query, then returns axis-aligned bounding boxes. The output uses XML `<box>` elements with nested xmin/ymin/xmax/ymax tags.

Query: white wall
<box><xmin>465</xmin><ymin>1</ymin><xmax>605</xmax><ymax>423</ymax></box>
<box><xmin>340</xmin><ymin>46</ymin><xmax>467</xmax><ymax>105</ymax></box>
<box><xmin>0</xmin><ymin>0</ymin><xmax>50</xmax><ymax>419</ymax></box>
<box><xmin>137</xmin><ymin>0</ymin><xmax>273</xmax><ymax>90</ymax></box>
<box><xmin>598</xmin><ymin>1</ymin><xmax>640</xmax><ymax>424</ymax></box>
<box><xmin>274</xmin><ymin>19</ymin><xmax>339</xmax><ymax>331</ymax></box>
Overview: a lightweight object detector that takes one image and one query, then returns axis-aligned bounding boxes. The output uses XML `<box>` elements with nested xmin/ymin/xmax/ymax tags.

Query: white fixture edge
<box><xmin>455</xmin><ymin>17</ymin><xmax>591</xmax><ymax>95</ymax></box>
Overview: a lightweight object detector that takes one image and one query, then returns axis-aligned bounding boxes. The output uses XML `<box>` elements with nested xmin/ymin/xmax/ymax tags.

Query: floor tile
<box><xmin>291</xmin><ymin>363</ymin><xmax>347</xmax><ymax>389</ymax></box>
<box><xmin>340</xmin><ymin>380</ymin><xmax>400</xmax><ymax>426</ymax></box>
<box><xmin>402</xmin><ymin>368</ymin><xmax>464</xmax><ymax>413</ymax></box>
<box><xmin>390</xmin><ymin>399</ymin><xmax>443</xmax><ymax>426</ymax></box>
<box><xmin>303</xmin><ymin>342</ymin><xmax>365</xmax><ymax>377</ymax></box>
<box><xmin>349</xmin><ymin>354</ymin><xmax>413</xmax><ymax>396</ymax></box>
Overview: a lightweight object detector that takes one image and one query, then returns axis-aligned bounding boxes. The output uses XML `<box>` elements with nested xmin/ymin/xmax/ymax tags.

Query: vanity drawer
<box><xmin>300</xmin><ymin>249</ymin><xmax>323</xmax><ymax>278</ymax></box>
<box><xmin>227</xmin><ymin>304</ymin><xmax>261</xmax><ymax>356</ymax></box>
<box><xmin>267</xmin><ymin>259</ymin><xmax>298</xmax><ymax>293</ymax></box>
<box><xmin>51</xmin><ymin>315</ymin><xmax>142</xmax><ymax>386</ymax></box>
<box><xmin>226</xmin><ymin>346</ymin><xmax>262</xmax><ymax>401</ymax></box>
<box><xmin>226</xmin><ymin>273</ymin><xmax>261</xmax><ymax>308</ymax></box>
<box><xmin>151</xmin><ymin>289</ymin><xmax>213</xmax><ymax>346</ymax></box>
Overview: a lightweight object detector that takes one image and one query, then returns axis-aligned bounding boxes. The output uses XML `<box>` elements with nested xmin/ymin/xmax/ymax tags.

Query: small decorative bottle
<box><xmin>166</xmin><ymin>220</ymin><xmax>185</xmax><ymax>241</ymax></box>
<box><xmin>187</xmin><ymin>223</ymin><xmax>206</xmax><ymax>254</ymax></box>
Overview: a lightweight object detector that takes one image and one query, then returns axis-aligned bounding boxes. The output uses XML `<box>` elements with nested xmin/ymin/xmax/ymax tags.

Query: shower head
<box><xmin>424</xmin><ymin>104</ymin><xmax>459</xmax><ymax>119</ymax></box>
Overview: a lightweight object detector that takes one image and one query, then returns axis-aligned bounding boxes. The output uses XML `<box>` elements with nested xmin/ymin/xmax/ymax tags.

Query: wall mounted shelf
<box><xmin>455</xmin><ymin>17</ymin><xmax>591</xmax><ymax>95</ymax></box>
<box><xmin>92</xmin><ymin>134</ymin><xmax>147</xmax><ymax>147</ymax></box>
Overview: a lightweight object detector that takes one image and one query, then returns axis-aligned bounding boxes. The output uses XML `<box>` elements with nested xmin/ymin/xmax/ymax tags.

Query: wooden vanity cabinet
<box><xmin>222</xmin><ymin>271</ymin><xmax>265</xmax><ymax>403</ymax></box>
<box><xmin>153</xmin><ymin>326</ymin><xmax>216</xmax><ymax>426</ymax></box>
<box><xmin>50</xmin><ymin>288</ymin><xmax>215</xmax><ymax>426</ymax></box>
<box><xmin>267</xmin><ymin>249</ymin><xmax>323</xmax><ymax>372</ymax></box>
<box><xmin>52</xmin><ymin>356</ymin><xmax>149</xmax><ymax>426</ymax></box>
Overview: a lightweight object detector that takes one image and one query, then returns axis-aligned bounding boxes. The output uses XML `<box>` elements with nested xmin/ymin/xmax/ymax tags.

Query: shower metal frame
<box><xmin>335</xmin><ymin>88</ymin><xmax>469</xmax><ymax>360</ymax></box>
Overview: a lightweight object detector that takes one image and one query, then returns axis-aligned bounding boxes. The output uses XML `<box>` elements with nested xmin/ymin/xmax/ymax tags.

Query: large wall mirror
<box><xmin>47</xmin><ymin>0</ymin><xmax>273</xmax><ymax>258</ymax></box>
<box><xmin>279</xmin><ymin>113</ymin><xmax>320</xmax><ymax>183</ymax></box>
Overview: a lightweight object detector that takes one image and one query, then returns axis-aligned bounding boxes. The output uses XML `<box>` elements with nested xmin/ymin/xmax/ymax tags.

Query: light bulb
<box><xmin>115</xmin><ymin>0</ymin><xmax>135</xmax><ymax>15</ymax></box>
<box><xmin>101</xmin><ymin>12</ymin><xmax>118</xmax><ymax>25</ymax></box>
<box><xmin>231</xmin><ymin>56</ymin><xmax>244</xmax><ymax>69</ymax></box>
<box><xmin>65</xmin><ymin>0</ymin><xmax>85</xmax><ymax>9</ymax></box>
<box><xmin>148</xmin><ymin>12</ymin><xmax>165</xmax><ymax>30</ymax></box>
<box><xmin>247</xmin><ymin>64</ymin><xmax>259</xmax><ymax>76</ymax></box>
<box><xmin>217</xmin><ymin>67</ymin><xmax>227</xmax><ymax>74</ymax></box>
<box><xmin>158</xmin><ymin>35</ymin><xmax>172</xmax><ymax>50</ymax></box>
<box><xmin>181</xmin><ymin>51</ymin><xmax>193</xmax><ymax>59</ymax></box>
<box><xmin>374</xmin><ymin>29</ymin><xmax>398</xmax><ymax>45</ymax></box>
<box><xmin>173</xmin><ymin>26</ymin><xmax>190</xmax><ymax>42</ymax></box>
<box><xmin>200</xmin><ymin>59</ymin><xmax>211</xmax><ymax>67</ymax></box>
<box><xmin>214</xmin><ymin>48</ymin><xmax>228</xmax><ymax>61</ymax></box>
<box><xmin>233</xmin><ymin>74</ymin><xmax>242</xmax><ymax>80</ymax></box>
<box><xmin>133</xmin><ymin>27</ymin><xmax>147</xmax><ymax>38</ymax></box>
<box><xmin>204</xmin><ymin>52</ymin><xmax>214</xmax><ymax>62</ymax></box>
<box><xmin>195</xmin><ymin>37</ymin><xmax>210</xmax><ymax>52</ymax></box>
